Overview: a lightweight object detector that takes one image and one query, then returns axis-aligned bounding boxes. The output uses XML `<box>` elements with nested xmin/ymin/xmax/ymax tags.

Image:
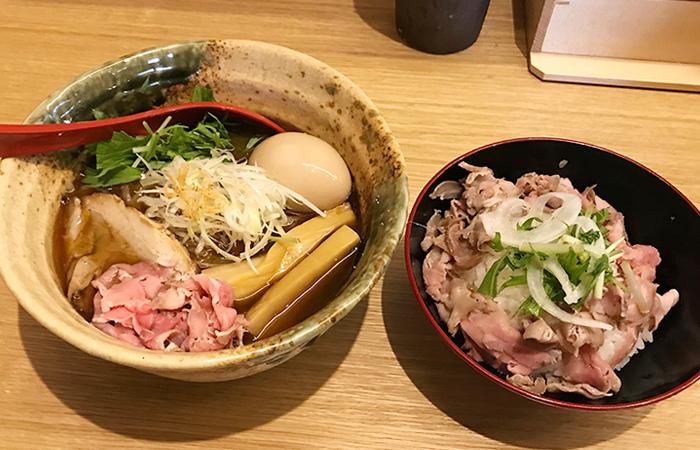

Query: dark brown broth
<box><xmin>55</xmin><ymin>193</ymin><xmax>145</xmax><ymax>319</ymax></box>
<box><xmin>53</xmin><ymin>119</ymin><xmax>362</xmax><ymax>344</ymax></box>
<box><xmin>246</xmin><ymin>246</ymin><xmax>359</xmax><ymax>342</ymax></box>
<box><xmin>52</xmin><ymin>198</ymin><xmax>69</xmax><ymax>292</ymax></box>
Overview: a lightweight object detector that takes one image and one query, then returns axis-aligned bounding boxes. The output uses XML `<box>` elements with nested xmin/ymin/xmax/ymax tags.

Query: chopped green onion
<box><xmin>489</xmin><ymin>232</ymin><xmax>504</xmax><ymax>252</ymax></box>
<box><xmin>478</xmin><ymin>255</ymin><xmax>509</xmax><ymax>297</ymax></box>
<box><xmin>526</xmin><ymin>261</ymin><xmax>612</xmax><ymax>330</ymax></box>
<box><xmin>519</xmin><ymin>242</ymin><xmax>580</xmax><ymax>254</ymax></box>
<box><xmin>500</xmin><ymin>273</ymin><xmax>527</xmax><ymax>292</ymax></box>
<box><xmin>579</xmin><ymin>229</ymin><xmax>601</xmax><ymax>245</ymax></box>
<box><xmin>517</xmin><ymin>217</ymin><xmax>543</xmax><ymax>231</ymax></box>
<box><xmin>516</xmin><ymin>297</ymin><xmax>542</xmax><ymax>317</ymax></box>
<box><xmin>621</xmin><ymin>261</ymin><xmax>649</xmax><ymax>313</ymax></box>
<box><xmin>593</xmin><ymin>271</ymin><xmax>605</xmax><ymax>300</ymax></box>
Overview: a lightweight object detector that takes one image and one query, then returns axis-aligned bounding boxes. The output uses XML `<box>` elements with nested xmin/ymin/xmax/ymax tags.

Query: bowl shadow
<box><xmin>381</xmin><ymin>249</ymin><xmax>649</xmax><ymax>448</ymax></box>
<box><xmin>18</xmin><ymin>297</ymin><xmax>368</xmax><ymax>442</ymax></box>
<box><xmin>512</xmin><ymin>0</ymin><xmax>529</xmax><ymax>59</ymax></box>
<box><xmin>353</xmin><ymin>0</ymin><xmax>403</xmax><ymax>45</ymax></box>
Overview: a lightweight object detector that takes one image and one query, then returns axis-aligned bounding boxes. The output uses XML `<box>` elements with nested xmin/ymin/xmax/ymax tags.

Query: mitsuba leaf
<box><xmin>542</xmin><ymin>269</ymin><xmax>565</xmax><ymax>303</ymax></box>
<box><xmin>83</xmin><ymin>166</ymin><xmax>141</xmax><ymax>187</ymax></box>
<box><xmin>590</xmin><ymin>207</ymin><xmax>609</xmax><ymax>235</ymax></box>
<box><xmin>557</xmin><ymin>249</ymin><xmax>587</xmax><ymax>285</ymax></box>
<box><xmin>489</xmin><ymin>232</ymin><xmax>504</xmax><ymax>252</ymax></box>
<box><xmin>81</xmin><ymin>108</ymin><xmax>234</xmax><ymax>187</ymax></box>
<box><xmin>579</xmin><ymin>229</ymin><xmax>601</xmax><ymax>245</ymax></box>
<box><xmin>572</xmin><ymin>254</ymin><xmax>610</xmax><ymax>308</ymax></box>
<box><xmin>478</xmin><ymin>255</ymin><xmax>509</xmax><ymax>297</ymax></box>
<box><xmin>500</xmin><ymin>273</ymin><xmax>527</xmax><ymax>292</ymax></box>
<box><xmin>191</xmin><ymin>86</ymin><xmax>216</xmax><ymax>102</ymax></box>
<box><xmin>506</xmin><ymin>251</ymin><xmax>532</xmax><ymax>269</ymax></box>
<box><xmin>516</xmin><ymin>297</ymin><xmax>542</xmax><ymax>317</ymax></box>
<box><xmin>517</xmin><ymin>217</ymin><xmax>543</xmax><ymax>231</ymax></box>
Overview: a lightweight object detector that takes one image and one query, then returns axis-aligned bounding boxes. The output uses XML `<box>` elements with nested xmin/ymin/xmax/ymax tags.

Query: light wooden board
<box><xmin>1</xmin><ymin>0</ymin><xmax>700</xmax><ymax>449</ymax></box>
<box><xmin>525</xmin><ymin>0</ymin><xmax>700</xmax><ymax>91</ymax></box>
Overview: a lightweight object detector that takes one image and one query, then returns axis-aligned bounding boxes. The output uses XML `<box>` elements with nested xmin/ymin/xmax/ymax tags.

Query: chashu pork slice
<box><xmin>64</xmin><ymin>193</ymin><xmax>196</xmax><ymax>318</ymax></box>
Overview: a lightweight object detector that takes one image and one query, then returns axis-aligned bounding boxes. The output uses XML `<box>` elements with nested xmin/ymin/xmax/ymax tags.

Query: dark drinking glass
<box><xmin>395</xmin><ymin>0</ymin><xmax>490</xmax><ymax>54</ymax></box>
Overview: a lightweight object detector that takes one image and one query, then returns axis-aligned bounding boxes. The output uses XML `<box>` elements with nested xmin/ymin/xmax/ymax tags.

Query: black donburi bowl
<box><xmin>405</xmin><ymin>137</ymin><xmax>700</xmax><ymax>410</ymax></box>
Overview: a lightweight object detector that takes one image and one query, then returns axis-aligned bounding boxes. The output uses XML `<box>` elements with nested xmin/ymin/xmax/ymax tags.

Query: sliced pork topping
<box><xmin>429</xmin><ymin>180</ymin><xmax>463</xmax><ymax>201</ymax></box>
<box><xmin>523</xmin><ymin>318</ymin><xmax>558</xmax><ymax>344</ymax></box>
<box><xmin>516</xmin><ymin>173</ymin><xmax>561</xmax><ymax>199</ymax></box>
<box><xmin>420</xmin><ymin>211</ymin><xmax>443</xmax><ymax>252</ymax></box>
<box><xmin>461</xmin><ymin>309</ymin><xmax>561</xmax><ymax>376</ymax></box>
<box><xmin>91</xmin><ymin>261</ymin><xmax>248</xmax><ymax>352</ymax></box>
<box><xmin>459</xmin><ymin>162</ymin><xmax>522</xmax><ymax>215</ymax></box>
<box><xmin>559</xmin><ymin>345</ymin><xmax>621</xmax><ymax>394</ymax></box>
<box><xmin>422</xmin><ymin>164</ymin><xmax>679</xmax><ymax>399</ymax></box>
<box><xmin>63</xmin><ymin>193</ymin><xmax>195</xmax><ymax>319</ymax></box>
<box><xmin>423</xmin><ymin>247</ymin><xmax>452</xmax><ymax>305</ymax></box>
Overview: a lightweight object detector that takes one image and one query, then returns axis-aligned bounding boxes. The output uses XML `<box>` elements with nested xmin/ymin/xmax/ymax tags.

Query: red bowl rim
<box><xmin>404</xmin><ymin>136</ymin><xmax>700</xmax><ymax>411</ymax></box>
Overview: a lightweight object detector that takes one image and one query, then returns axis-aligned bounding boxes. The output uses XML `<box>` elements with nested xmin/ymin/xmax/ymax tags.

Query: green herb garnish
<box><xmin>138</xmin><ymin>76</ymin><xmax>151</xmax><ymax>94</ymax></box>
<box><xmin>489</xmin><ymin>232</ymin><xmax>504</xmax><ymax>252</ymax></box>
<box><xmin>92</xmin><ymin>108</ymin><xmax>111</xmax><ymax>120</ymax></box>
<box><xmin>571</xmin><ymin>254</ymin><xmax>610</xmax><ymax>309</ymax></box>
<box><xmin>506</xmin><ymin>251</ymin><xmax>533</xmax><ymax>269</ymax></box>
<box><xmin>557</xmin><ymin>248</ymin><xmax>587</xmax><ymax>284</ymax></box>
<box><xmin>578</xmin><ymin>229</ymin><xmax>601</xmax><ymax>245</ymax></box>
<box><xmin>516</xmin><ymin>297</ymin><xmax>542</xmax><ymax>317</ymax></box>
<box><xmin>591</xmin><ymin>207</ymin><xmax>610</xmax><ymax>227</ymax></box>
<box><xmin>477</xmin><ymin>254</ymin><xmax>509</xmax><ymax>297</ymax></box>
<box><xmin>542</xmin><ymin>267</ymin><xmax>565</xmax><ymax>303</ymax></box>
<box><xmin>500</xmin><ymin>273</ymin><xmax>527</xmax><ymax>292</ymax></box>
<box><xmin>591</xmin><ymin>207</ymin><xmax>610</xmax><ymax>237</ymax></box>
<box><xmin>82</xmin><ymin>112</ymin><xmax>232</xmax><ymax>187</ymax></box>
<box><xmin>517</xmin><ymin>217</ymin><xmax>543</xmax><ymax>231</ymax></box>
<box><xmin>79</xmin><ymin>85</ymin><xmax>275</xmax><ymax>187</ymax></box>
<box><xmin>191</xmin><ymin>85</ymin><xmax>216</xmax><ymax>102</ymax></box>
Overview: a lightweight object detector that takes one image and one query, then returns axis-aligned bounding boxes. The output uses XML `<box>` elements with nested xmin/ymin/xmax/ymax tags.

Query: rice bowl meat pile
<box><xmin>421</xmin><ymin>163</ymin><xmax>679</xmax><ymax>398</ymax></box>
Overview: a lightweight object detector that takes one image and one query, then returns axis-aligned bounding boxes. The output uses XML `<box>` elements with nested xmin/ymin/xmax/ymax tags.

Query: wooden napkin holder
<box><xmin>524</xmin><ymin>0</ymin><xmax>700</xmax><ymax>92</ymax></box>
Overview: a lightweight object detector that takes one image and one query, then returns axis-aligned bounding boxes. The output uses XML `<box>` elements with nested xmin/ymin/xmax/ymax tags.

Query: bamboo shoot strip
<box><xmin>245</xmin><ymin>225</ymin><xmax>360</xmax><ymax>336</ymax></box>
<box><xmin>203</xmin><ymin>202</ymin><xmax>356</xmax><ymax>300</ymax></box>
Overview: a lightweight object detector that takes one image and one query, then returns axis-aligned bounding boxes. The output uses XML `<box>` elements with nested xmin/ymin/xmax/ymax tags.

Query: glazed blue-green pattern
<box><xmin>26</xmin><ymin>42</ymin><xmax>208</xmax><ymax>125</ymax></box>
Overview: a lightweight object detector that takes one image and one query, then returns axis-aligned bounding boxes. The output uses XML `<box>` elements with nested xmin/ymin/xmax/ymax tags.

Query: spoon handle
<box><xmin>0</xmin><ymin>102</ymin><xmax>284</xmax><ymax>158</ymax></box>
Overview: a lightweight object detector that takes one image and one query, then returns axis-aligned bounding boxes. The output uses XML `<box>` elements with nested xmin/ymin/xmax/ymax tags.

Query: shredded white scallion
<box><xmin>527</xmin><ymin>262</ymin><xmax>613</xmax><ymax>330</ymax></box>
<box><xmin>138</xmin><ymin>151</ymin><xmax>324</xmax><ymax>268</ymax></box>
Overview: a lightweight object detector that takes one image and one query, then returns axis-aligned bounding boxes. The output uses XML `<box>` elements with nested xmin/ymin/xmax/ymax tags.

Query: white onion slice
<box><xmin>480</xmin><ymin>198</ymin><xmax>529</xmax><ymax>236</ymax></box>
<box><xmin>526</xmin><ymin>262</ymin><xmax>613</xmax><ymax>330</ymax></box>
<box><xmin>481</xmin><ymin>192</ymin><xmax>582</xmax><ymax>247</ymax></box>
<box><xmin>543</xmin><ymin>258</ymin><xmax>580</xmax><ymax>305</ymax></box>
<box><xmin>530</xmin><ymin>193</ymin><xmax>580</xmax><ymax>223</ymax></box>
<box><xmin>621</xmin><ymin>261</ymin><xmax>650</xmax><ymax>313</ymax></box>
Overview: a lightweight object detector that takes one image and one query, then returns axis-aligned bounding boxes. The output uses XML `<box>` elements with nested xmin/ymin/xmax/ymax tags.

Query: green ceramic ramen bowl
<box><xmin>0</xmin><ymin>40</ymin><xmax>408</xmax><ymax>381</ymax></box>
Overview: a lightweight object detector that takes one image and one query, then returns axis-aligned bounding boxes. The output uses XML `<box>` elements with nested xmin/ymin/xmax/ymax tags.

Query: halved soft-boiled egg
<box><xmin>249</xmin><ymin>132</ymin><xmax>352</xmax><ymax>212</ymax></box>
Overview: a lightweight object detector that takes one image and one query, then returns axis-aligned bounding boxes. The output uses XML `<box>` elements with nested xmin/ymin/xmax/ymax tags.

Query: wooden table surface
<box><xmin>2</xmin><ymin>1</ymin><xmax>700</xmax><ymax>449</ymax></box>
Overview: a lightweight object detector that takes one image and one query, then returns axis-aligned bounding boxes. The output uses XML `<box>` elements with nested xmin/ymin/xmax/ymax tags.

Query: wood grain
<box><xmin>1</xmin><ymin>0</ymin><xmax>700</xmax><ymax>448</ymax></box>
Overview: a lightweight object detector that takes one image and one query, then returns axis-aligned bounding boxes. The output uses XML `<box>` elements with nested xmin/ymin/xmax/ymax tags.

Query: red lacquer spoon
<box><xmin>0</xmin><ymin>102</ymin><xmax>285</xmax><ymax>157</ymax></box>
